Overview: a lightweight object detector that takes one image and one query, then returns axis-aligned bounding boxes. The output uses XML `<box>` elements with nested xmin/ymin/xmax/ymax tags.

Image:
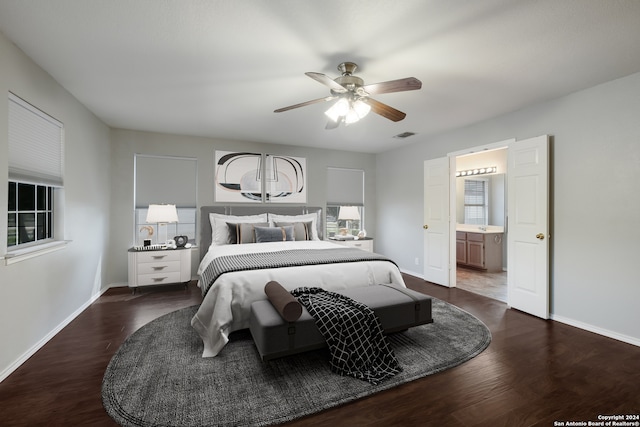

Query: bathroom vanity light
<box><xmin>456</xmin><ymin>166</ymin><xmax>497</xmax><ymax>177</ymax></box>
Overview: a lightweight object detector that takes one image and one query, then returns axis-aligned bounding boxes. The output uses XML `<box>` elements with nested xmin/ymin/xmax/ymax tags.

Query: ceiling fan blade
<box><xmin>274</xmin><ymin>96</ymin><xmax>336</xmax><ymax>113</ymax></box>
<box><xmin>305</xmin><ymin>72</ymin><xmax>348</xmax><ymax>93</ymax></box>
<box><xmin>365</xmin><ymin>98</ymin><xmax>407</xmax><ymax>122</ymax></box>
<box><xmin>362</xmin><ymin>77</ymin><xmax>422</xmax><ymax>95</ymax></box>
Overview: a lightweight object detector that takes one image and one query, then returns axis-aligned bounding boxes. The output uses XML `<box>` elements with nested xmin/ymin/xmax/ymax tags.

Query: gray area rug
<box><xmin>102</xmin><ymin>298</ymin><xmax>491</xmax><ymax>427</ymax></box>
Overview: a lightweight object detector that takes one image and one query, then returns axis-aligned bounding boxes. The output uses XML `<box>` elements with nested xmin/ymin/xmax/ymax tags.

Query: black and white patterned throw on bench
<box><xmin>291</xmin><ymin>287</ymin><xmax>402</xmax><ymax>385</ymax></box>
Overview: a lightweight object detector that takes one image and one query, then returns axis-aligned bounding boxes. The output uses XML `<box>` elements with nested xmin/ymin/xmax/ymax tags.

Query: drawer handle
<box><xmin>152</xmin><ymin>266</ymin><xmax>167</xmax><ymax>270</ymax></box>
<box><xmin>152</xmin><ymin>277</ymin><xmax>167</xmax><ymax>282</ymax></box>
<box><xmin>152</xmin><ymin>255</ymin><xmax>167</xmax><ymax>259</ymax></box>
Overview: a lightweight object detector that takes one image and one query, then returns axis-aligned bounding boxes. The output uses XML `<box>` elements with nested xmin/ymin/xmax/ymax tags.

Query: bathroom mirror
<box><xmin>456</xmin><ymin>173</ymin><xmax>505</xmax><ymax>227</ymax></box>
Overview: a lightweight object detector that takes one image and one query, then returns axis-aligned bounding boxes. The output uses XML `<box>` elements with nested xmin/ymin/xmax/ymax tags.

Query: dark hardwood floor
<box><xmin>1</xmin><ymin>275</ymin><xmax>638</xmax><ymax>426</ymax></box>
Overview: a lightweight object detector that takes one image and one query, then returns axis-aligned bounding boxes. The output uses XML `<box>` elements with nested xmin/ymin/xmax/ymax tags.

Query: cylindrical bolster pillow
<box><xmin>264</xmin><ymin>281</ymin><xmax>302</xmax><ymax>322</ymax></box>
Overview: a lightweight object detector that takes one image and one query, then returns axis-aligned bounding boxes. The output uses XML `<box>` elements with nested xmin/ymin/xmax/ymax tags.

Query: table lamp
<box><xmin>146</xmin><ymin>204</ymin><xmax>179</xmax><ymax>246</ymax></box>
<box><xmin>338</xmin><ymin>206</ymin><xmax>361</xmax><ymax>236</ymax></box>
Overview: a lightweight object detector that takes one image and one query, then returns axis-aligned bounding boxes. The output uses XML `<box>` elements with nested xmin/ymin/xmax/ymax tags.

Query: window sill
<box><xmin>3</xmin><ymin>241</ymin><xmax>69</xmax><ymax>265</ymax></box>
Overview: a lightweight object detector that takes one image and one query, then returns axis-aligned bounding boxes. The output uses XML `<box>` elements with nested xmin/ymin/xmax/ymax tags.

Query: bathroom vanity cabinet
<box><xmin>456</xmin><ymin>230</ymin><xmax>504</xmax><ymax>272</ymax></box>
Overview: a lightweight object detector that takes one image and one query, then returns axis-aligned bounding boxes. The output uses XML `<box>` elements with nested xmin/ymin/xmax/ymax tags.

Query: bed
<box><xmin>191</xmin><ymin>206</ymin><xmax>406</xmax><ymax>357</ymax></box>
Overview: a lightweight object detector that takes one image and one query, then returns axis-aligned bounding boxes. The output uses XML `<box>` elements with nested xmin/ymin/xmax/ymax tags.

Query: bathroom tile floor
<box><xmin>456</xmin><ymin>267</ymin><xmax>507</xmax><ymax>302</ymax></box>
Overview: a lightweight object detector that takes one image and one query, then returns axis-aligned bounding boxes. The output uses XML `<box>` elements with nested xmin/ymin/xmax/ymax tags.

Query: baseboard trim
<box><xmin>109</xmin><ymin>282</ymin><xmax>129</xmax><ymax>288</ymax></box>
<box><xmin>399</xmin><ymin>269</ymin><xmax>639</xmax><ymax>348</ymax></box>
<box><xmin>550</xmin><ymin>314</ymin><xmax>640</xmax><ymax>348</ymax></box>
<box><xmin>399</xmin><ymin>268</ymin><xmax>425</xmax><ymax>280</ymax></box>
<box><xmin>0</xmin><ymin>286</ymin><xmax>111</xmax><ymax>384</ymax></box>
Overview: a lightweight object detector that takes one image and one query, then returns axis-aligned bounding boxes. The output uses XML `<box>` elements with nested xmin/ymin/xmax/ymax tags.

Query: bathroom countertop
<box><xmin>456</xmin><ymin>224</ymin><xmax>504</xmax><ymax>234</ymax></box>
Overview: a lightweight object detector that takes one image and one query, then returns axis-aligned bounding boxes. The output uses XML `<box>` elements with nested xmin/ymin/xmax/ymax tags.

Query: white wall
<box><xmin>107</xmin><ymin>129</ymin><xmax>378</xmax><ymax>285</ymax></box>
<box><xmin>0</xmin><ymin>31</ymin><xmax>112</xmax><ymax>379</ymax></box>
<box><xmin>376</xmin><ymin>71</ymin><xmax>640</xmax><ymax>343</ymax></box>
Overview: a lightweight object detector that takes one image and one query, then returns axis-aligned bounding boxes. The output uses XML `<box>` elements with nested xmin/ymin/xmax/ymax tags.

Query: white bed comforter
<box><xmin>191</xmin><ymin>240</ymin><xmax>405</xmax><ymax>357</ymax></box>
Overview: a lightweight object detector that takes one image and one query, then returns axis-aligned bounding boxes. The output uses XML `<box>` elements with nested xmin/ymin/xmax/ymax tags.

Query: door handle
<box><xmin>536</xmin><ymin>233</ymin><xmax>545</xmax><ymax>240</ymax></box>
<box><xmin>423</xmin><ymin>225</ymin><xmax>429</xmax><ymax>229</ymax></box>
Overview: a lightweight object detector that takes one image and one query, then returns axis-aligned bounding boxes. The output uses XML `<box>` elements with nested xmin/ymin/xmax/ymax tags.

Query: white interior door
<box><xmin>423</xmin><ymin>157</ymin><xmax>450</xmax><ymax>286</ymax></box>
<box><xmin>507</xmin><ymin>135</ymin><xmax>549</xmax><ymax>318</ymax></box>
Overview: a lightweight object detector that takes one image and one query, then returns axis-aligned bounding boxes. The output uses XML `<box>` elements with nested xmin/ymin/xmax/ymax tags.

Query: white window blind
<box><xmin>327</xmin><ymin>167</ymin><xmax>364</xmax><ymax>206</ymax></box>
<box><xmin>464</xmin><ymin>179</ymin><xmax>488</xmax><ymax>225</ymax></box>
<box><xmin>8</xmin><ymin>93</ymin><xmax>64</xmax><ymax>186</ymax></box>
<box><xmin>134</xmin><ymin>154</ymin><xmax>197</xmax><ymax>208</ymax></box>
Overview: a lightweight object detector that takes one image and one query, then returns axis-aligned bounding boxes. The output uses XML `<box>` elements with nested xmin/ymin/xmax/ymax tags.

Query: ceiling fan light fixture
<box><xmin>325</xmin><ymin>98</ymin><xmax>371</xmax><ymax>124</ymax></box>
<box><xmin>325</xmin><ymin>98</ymin><xmax>350</xmax><ymax>122</ymax></box>
<box><xmin>353</xmin><ymin>98</ymin><xmax>371</xmax><ymax>118</ymax></box>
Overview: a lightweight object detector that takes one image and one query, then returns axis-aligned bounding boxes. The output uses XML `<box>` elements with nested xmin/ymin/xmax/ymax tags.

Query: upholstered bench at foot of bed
<box><xmin>249</xmin><ymin>284</ymin><xmax>433</xmax><ymax>361</ymax></box>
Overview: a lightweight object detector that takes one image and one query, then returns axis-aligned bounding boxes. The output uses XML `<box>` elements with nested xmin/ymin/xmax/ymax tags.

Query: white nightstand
<box><xmin>128</xmin><ymin>247</ymin><xmax>192</xmax><ymax>292</ymax></box>
<box><xmin>329</xmin><ymin>237</ymin><xmax>374</xmax><ymax>252</ymax></box>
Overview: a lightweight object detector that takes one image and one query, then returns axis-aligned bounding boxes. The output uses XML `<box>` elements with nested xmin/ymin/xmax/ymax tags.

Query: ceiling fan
<box><xmin>274</xmin><ymin>62</ymin><xmax>422</xmax><ymax>129</ymax></box>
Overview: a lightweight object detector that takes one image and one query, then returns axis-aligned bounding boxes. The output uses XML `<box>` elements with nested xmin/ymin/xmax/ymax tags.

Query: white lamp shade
<box><xmin>345</xmin><ymin>99</ymin><xmax>371</xmax><ymax>124</ymax></box>
<box><xmin>325</xmin><ymin>98</ymin><xmax>371</xmax><ymax>124</ymax></box>
<box><xmin>325</xmin><ymin>98</ymin><xmax>350</xmax><ymax>122</ymax></box>
<box><xmin>146</xmin><ymin>204</ymin><xmax>179</xmax><ymax>223</ymax></box>
<box><xmin>338</xmin><ymin>206</ymin><xmax>361</xmax><ymax>221</ymax></box>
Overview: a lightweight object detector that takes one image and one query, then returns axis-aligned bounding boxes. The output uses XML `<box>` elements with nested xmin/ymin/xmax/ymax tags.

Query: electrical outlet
<box><xmin>414</xmin><ymin>257</ymin><xmax>420</xmax><ymax>265</ymax></box>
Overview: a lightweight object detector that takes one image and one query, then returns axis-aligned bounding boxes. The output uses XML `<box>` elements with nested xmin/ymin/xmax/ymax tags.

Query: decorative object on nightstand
<box><xmin>128</xmin><ymin>246</ymin><xmax>193</xmax><ymax>292</ymax></box>
<box><xmin>139</xmin><ymin>225</ymin><xmax>154</xmax><ymax>246</ymax></box>
<box><xmin>146</xmin><ymin>204</ymin><xmax>179</xmax><ymax>246</ymax></box>
<box><xmin>174</xmin><ymin>235</ymin><xmax>188</xmax><ymax>248</ymax></box>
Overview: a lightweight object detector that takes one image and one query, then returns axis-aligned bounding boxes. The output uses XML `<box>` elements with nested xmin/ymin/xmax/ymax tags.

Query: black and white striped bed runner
<box><xmin>292</xmin><ymin>287</ymin><xmax>402</xmax><ymax>384</ymax></box>
<box><xmin>200</xmin><ymin>248</ymin><xmax>397</xmax><ymax>297</ymax></box>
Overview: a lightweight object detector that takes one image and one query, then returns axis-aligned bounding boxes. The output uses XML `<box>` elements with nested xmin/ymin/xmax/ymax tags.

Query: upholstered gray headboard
<box><xmin>199</xmin><ymin>205</ymin><xmax>324</xmax><ymax>260</ymax></box>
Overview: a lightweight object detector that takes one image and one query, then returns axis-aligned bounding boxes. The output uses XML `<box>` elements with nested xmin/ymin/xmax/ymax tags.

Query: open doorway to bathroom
<box><xmin>455</xmin><ymin>148</ymin><xmax>508</xmax><ymax>302</ymax></box>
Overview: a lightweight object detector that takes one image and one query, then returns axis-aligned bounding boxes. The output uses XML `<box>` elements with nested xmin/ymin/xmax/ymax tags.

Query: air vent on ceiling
<box><xmin>393</xmin><ymin>132</ymin><xmax>416</xmax><ymax>139</ymax></box>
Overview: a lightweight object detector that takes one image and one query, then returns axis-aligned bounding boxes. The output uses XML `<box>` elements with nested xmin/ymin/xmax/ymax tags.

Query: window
<box><xmin>464</xmin><ymin>179</ymin><xmax>488</xmax><ymax>225</ymax></box>
<box><xmin>7</xmin><ymin>182</ymin><xmax>54</xmax><ymax>247</ymax></box>
<box><xmin>326</xmin><ymin>205</ymin><xmax>362</xmax><ymax>237</ymax></box>
<box><xmin>326</xmin><ymin>168</ymin><xmax>364</xmax><ymax>237</ymax></box>
<box><xmin>7</xmin><ymin>93</ymin><xmax>63</xmax><ymax>251</ymax></box>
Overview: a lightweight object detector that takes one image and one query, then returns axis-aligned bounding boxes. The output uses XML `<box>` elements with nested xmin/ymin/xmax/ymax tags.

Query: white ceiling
<box><xmin>1</xmin><ymin>0</ymin><xmax>640</xmax><ymax>153</ymax></box>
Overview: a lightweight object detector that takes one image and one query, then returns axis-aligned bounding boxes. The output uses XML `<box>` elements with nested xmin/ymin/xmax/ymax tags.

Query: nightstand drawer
<box><xmin>137</xmin><ymin>261</ymin><xmax>181</xmax><ymax>275</ymax></box>
<box><xmin>136</xmin><ymin>250</ymin><xmax>181</xmax><ymax>263</ymax></box>
<box><xmin>348</xmin><ymin>240</ymin><xmax>373</xmax><ymax>251</ymax></box>
<box><xmin>137</xmin><ymin>272</ymin><xmax>182</xmax><ymax>286</ymax></box>
<box><xmin>330</xmin><ymin>238</ymin><xmax>374</xmax><ymax>252</ymax></box>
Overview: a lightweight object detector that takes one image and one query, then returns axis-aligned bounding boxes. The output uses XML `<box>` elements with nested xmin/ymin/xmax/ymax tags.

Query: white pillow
<box><xmin>268</xmin><ymin>213</ymin><xmax>320</xmax><ymax>240</ymax></box>
<box><xmin>209</xmin><ymin>213</ymin><xmax>268</xmax><ymax>245</ymax></box>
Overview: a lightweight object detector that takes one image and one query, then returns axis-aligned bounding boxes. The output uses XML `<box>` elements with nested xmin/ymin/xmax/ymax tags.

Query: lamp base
<box><xmin>157</xmin><ymin>223</ymin><xmax>169</xmax><ymax>246</ymax></box>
